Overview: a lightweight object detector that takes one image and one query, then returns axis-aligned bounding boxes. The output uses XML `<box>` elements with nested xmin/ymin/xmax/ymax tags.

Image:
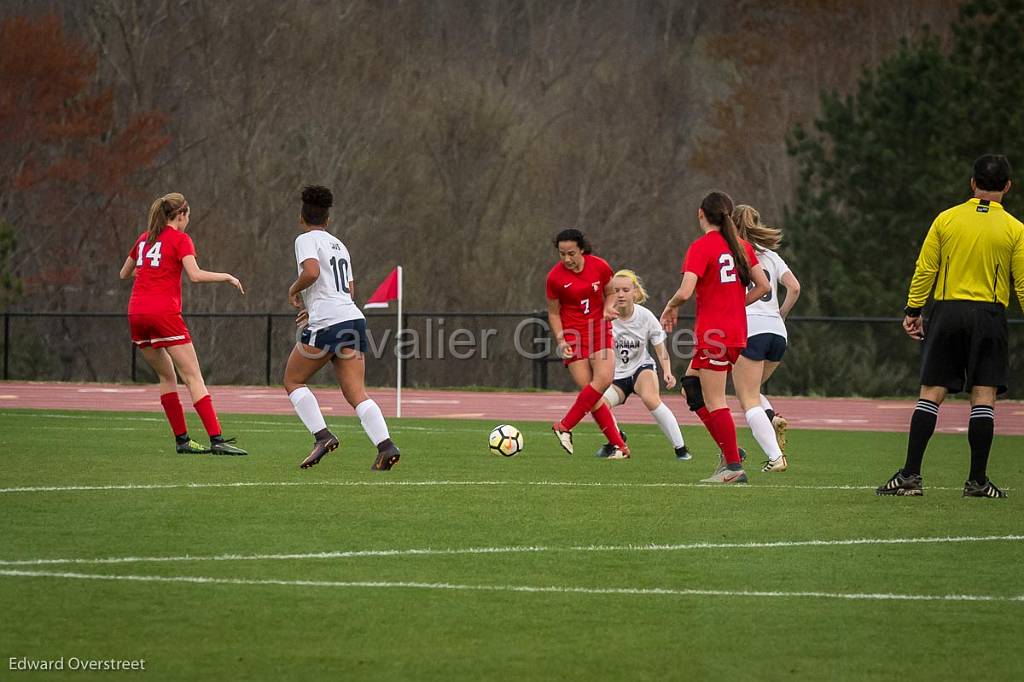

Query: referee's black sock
<box><xmin>902</xmin><ymin>399</ymin><xmax>939</xmax><ymax>476</ymax></box>
<box><xmin>968</xmin><ymin>405</ymin><xmax>995</xmax><ymax>483</ymax></box>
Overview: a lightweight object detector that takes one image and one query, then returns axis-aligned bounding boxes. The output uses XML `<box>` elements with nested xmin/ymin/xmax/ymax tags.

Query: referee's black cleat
<box><xmin>876</xmin><ymin>470</ymin><xmax>923</xmax><ymax>496</ymax></box>
<box><xmin>371</xmin><ymin>440</ymin><xmax>401</xmax><ymax>471</ymax></box>
<box><xmin>210</xmin><ymin>436</ymin><xmax>248</xmax><ymax>456</ymax></box>
<box><xmin>963</xmin><ymin>479</ymin><xmax>1007</xmax><ymax>498</ymax></box>
<box><xmin>675</xmin><ymin>445</ymin><xmax>692</xmax><ymax>461</ymax></box>
<box><xmin>175</xmin><ymin>437</ymin><xmax>210</xmax><ymax>454</ymax></box>
<box><xmin>300</xmin><ymin>431</ymin><xmax>339</xmax><ymax>469</ymax></box>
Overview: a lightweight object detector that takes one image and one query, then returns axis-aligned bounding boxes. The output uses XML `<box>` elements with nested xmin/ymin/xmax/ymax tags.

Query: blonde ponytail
<box><xmin>733</xmin><ymin>204</ymin><xmax>782</xmax><ymax>252</ymax></box>
<box><xmin>614</xmin><ymin>269</ymin><xmax>649</xmax><ymax>304</ymax></box>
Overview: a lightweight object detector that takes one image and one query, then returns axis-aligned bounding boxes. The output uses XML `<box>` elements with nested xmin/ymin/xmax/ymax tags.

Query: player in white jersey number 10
<box><xmin>596</xmin><ymin>270</ymin><xmax>691</xmax><ymax>460</ymax></box>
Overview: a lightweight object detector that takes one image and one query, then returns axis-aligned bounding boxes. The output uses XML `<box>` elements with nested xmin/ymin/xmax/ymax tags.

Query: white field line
<box><xmin>0</xmin><ymin>479</ymin><xmax>975</xmax><ymax>494</ymax></box>
<box><xmin>1</xmin><ymin>568</ymin><xmax>1021</xmax><ymax>603</ymax></box>
<box><xmin>1</xmin><ymin>535</ymin><xmax>1021</xmax><ymax>568</ymax></box>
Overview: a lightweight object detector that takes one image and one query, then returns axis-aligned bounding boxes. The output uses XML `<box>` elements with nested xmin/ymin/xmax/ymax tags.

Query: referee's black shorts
<box><xmin>920</xmin><ymin>300</ymin><xmax>1009</xmax><ymax>394</ymax></box>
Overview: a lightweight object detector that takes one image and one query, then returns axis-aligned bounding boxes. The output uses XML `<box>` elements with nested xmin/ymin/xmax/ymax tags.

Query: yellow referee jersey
<box><xmin>907</xmin><ymin>198</ymin><xmax>1024</xmax><ymax>309</ymax></box>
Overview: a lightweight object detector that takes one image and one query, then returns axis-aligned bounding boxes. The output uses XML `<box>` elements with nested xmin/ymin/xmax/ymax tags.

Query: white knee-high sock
<box><xmin>650</xmin><ymin>402</ymin><xmax>684</xmax><ymax>448</ymax></box>
<box><xmin>759</xmin><ymin>394</ymin><xmax>774</xmax><ymax>413</ymax></box>
<box><xmin>745</xmin><ymin>406</ymin><xmax>783</xmax><ymax>461</ymax></box>
<box><xmin>602</xmin><ymin>385</ymin><xmax>622</xmax><ymax>408</ymax></box>
<box><xmin>288</xmin><ymin>387</ymin><xmax>327</xmax><ymax>435</ymax></box>
<box><xmin>355</xmin><ymin>399</ymin><xmax>390</xmax><ymax>445</ymax></box>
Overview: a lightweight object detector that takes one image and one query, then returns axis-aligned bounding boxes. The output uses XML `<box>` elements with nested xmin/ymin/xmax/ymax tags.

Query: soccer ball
<box><xmin>488</xmin><ymin>424</ymin><xmax>524</xmax><ymax>457</ymax></box>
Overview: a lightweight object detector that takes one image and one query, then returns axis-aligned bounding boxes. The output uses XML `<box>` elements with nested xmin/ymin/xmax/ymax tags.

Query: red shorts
<box><xmin>129</xmin><ymin>313</ymin><xmax>191</xmax><ymax>348</ymax></box>
<box><xmin>562</xmin><ymin>325</ymin><xmax>614</xmax><ymax>366</ymax></box>
<box><xmin>690</xmin><ymin>345</ymin><xmax>743</xmax><ymax>372</ymax></box>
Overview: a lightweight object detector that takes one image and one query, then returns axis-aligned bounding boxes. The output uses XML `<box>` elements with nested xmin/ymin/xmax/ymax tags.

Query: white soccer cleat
<box><xmin>762</xmin><ymin>455</ymin><xmax>788</xmax><ymax>473</ymax></box>
<box><xmin>606</xmin><ymin>446</ymin><xmax>630</xmax><ymax>460</ymax></box>
<box><xmin>551</xmin><ymin>424</ymin><xmax>574</xmax><ymax>455</ymax></box>
<box><xmin>700</xmin><ymin>468</ymin><xmax>749</xmax><ymax>484</ymax></box>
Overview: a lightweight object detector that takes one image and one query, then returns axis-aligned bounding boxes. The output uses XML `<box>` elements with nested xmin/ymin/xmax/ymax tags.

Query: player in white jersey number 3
<box><xmin>596</xmin><ymin>270</ymin><xmax>691</xmax><ymax>460</ymax></box>
<box><xmin>282</xmin><ymin>186</ymin><xmax>400</xmax><ymax>471</ymax></box>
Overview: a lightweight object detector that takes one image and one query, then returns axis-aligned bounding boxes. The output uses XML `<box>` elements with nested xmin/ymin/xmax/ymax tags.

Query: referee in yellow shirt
<box><xmin>878</xmin><ymin>154</ymin><xmax>1024</xmax><ymax>498</ymax></box>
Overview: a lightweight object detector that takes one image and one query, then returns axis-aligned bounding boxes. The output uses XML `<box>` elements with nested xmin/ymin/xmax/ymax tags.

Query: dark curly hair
<box><xmin>301</xmin><ymin>185</ymin><xmax>333</xmax><ymax>226</ymax></box>
<box><xmin>552</xmin><ymin>227</ymin><xmax>591</xmax><ymax>254</ymax></box>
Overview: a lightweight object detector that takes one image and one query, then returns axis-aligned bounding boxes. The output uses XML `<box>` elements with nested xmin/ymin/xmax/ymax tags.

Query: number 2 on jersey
<box><xmin>329</xmin><ymin>256</ymin><xmax>351</xmax><ymax>294</ymax></box>
<box><xmin>718</xmin><ymin>254</ymin><xmax>736</xmax><ymax>283</ymax></box>
<box><xmin>136</xmin><ymin>241</ymin><xmax>163</xmax><ymax>268</ymax></box>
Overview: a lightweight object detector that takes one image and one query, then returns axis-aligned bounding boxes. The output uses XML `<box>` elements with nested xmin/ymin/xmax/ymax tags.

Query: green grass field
<box><xmin>1</xmin><ymin>408</ymin><xmax>1023</xmax><ymax>681</ymax></box>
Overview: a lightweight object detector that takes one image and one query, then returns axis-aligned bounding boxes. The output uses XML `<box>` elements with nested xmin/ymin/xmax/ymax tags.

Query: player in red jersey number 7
<box><xmin>119</xmin><ymin>193</ymin><xmax>248</xmax><ymax>455</ymax></box>
<box><xmin>547</xmin><ymin>228</ymin><xmax>629</xmax><ymax>459</ymax></box>
<box><xmin>660</xmin><ymin>191</ymin><xmax>769</xmax><ymax>484</ymax></box>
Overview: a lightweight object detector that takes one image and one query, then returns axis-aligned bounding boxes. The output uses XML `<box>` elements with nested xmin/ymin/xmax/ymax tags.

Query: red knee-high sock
<box><xmin>193</xmin><ymin>395</ymin><xmax>222</xmax><ymax>438</ymax></box>
<box><xmin>706</xmin><ymin>407</ymin><xmax>741</xmax><ymax>465</ymax></box>
<box><xmin>160</xmin><ymin>392</ymin><xmax>188</xmax><ymax>438</ymax></box>
<box><xmin>591</xmin><ymin>403</ymin><xmax>626</xmax><ymax>449</ymax></box>
<box><xmin>559</xmin><ymin>385</ymin><xmax>602</xmax><ymax>431</ymax></box>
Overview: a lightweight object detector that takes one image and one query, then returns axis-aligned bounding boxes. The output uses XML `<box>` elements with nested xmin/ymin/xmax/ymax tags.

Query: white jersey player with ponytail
<box><xmin>732</xmin><ymin>204</ymin><xmax>801</xmax><ymax>473</ymax></box>
<box><xmin>597</xmin><ymin>270</ymin><xmax>691</xmax><ymax>460</ymax></box>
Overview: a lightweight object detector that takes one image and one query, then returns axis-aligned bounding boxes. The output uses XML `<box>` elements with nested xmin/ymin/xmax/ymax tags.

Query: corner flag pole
<box><xmin>396</xmin><ymin>265</ymin><xmax>403</xmax><ymax>419</ymax></box>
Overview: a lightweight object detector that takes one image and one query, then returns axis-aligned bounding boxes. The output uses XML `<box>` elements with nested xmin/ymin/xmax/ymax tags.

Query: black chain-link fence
<box><xmin>3</xmin><ymin>311</ymin><xmax>1023</xmax><ymax>397</ymax></box>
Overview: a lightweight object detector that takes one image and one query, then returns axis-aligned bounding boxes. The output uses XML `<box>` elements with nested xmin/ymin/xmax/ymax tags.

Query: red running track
<box><xmin>2</xmin><ymin>381</ymin><xmax>1024</xmax><ymax>436</ymax></box>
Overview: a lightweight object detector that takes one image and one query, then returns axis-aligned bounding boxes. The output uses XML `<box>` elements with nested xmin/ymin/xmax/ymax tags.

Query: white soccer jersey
<box><xmin>612</xmin><ymin>305</ymin><xmax>665</xmax><ymax>379</ymax></box>
<box><xmin>294</xmin><ymin>230</ymin><xmax>364</xmax><ymax>330</ymax></box>
<box><xmin>746</xmin><ymin>249</ymin><xmax>791</xmax><ymax>339</ymax></box>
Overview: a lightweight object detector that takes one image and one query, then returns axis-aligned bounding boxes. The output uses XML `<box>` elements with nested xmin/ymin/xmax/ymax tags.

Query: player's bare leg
<box><xmin>734</xmin><ymin>356</ymin><xmax>786</xmax><ymax>471</ymax></box>
<box><xmin>635</xmin><ymin>370</ymin><xmax>688</xmax><ymax>460</ymax></box>
<box><xmin>141</xmin><ymin>346</ymin><xmax>207</xmax><ymax>454</ymax></box>
<box><xmin>285</xmin><ymin>343</ymin><xmax>337</xmax><ymax>468</ymax></box>
<box><xmin>332</xmin><ymin>350</ymin><xmax>399</xmax><ymax>471</ymax></box>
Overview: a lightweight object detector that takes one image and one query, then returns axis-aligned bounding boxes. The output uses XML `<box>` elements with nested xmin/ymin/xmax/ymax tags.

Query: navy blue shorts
<box><xmin>300</xmin><ymin>318</ymin><xmax>368</xmax><ymax>354</ymax></box>
<box><xmin>741</xmin><ymin>333</ymin><xmax>787</xmax><ymax>362</ymax></box>
<box><xmin>612</xmin><ymin>363</ymin><xmax>655</xmax><ymax>403</ymax></box>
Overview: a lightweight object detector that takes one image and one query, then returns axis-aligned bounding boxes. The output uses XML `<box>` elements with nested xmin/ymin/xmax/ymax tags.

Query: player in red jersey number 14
<box><xmin>120</xmin><ymin>192</ymin><xmax>248</xmax><ymax>456</ymax></box>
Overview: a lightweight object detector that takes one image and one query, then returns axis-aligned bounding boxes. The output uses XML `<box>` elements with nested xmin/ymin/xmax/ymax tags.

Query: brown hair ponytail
<box><xmin>700</xmin><ymin>190</ymin><xmax>750</xmax><ymax>286</ymax></box>
<box><xmin>732</xmin><ymin>204</ymin><xmax>782</xmax><ymax>252</ymax></box>
<box><xmin>145</xmin><ymin>193</ymin><xmax>187</xmax><ymax>248</ymax></box>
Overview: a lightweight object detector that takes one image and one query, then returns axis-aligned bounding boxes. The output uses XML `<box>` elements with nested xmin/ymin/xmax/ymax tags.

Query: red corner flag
<box><xmin>364</xmin><ymin>267</ymin><xmax>401</xmax><ymax>309</ymax></box>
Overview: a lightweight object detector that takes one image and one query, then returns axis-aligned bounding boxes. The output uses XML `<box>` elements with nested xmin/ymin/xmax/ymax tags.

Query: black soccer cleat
<box><xmin>675</xmin><ymin>445</ymin><xmax>692</xmax><ymax>461</ymax></box>
<box><xmin>371</xmin><ymin>442</ymin><xmax>401</xmax><ymax>471</ymax></box>
<box><xmin>595</xmin><ymin>443</ymin><xmax>615</xmax><ymax>458</ymax></box>
<box><xmin>876</xmin><ymin>470</ymin><xmax>923</xmax><ymax>496</ymax></box>
<box><xmin>300</xmin><ymin>432</ymin><xmax>340</xmax><ymax>469</ymax></box>
<box><xmin>963</xmin><ymin>479</ymin><xmax>1007</xmax><ymax>498</ymax></box>
<box><xmin>210</xmin><ymin>436</ymin><xmax>248</xmax><ymax>456</ymax></box>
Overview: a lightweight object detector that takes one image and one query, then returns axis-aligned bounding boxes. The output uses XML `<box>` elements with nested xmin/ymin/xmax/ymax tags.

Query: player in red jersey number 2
<box><xmin>119</xmin><ymin>192</ymin><xmax>248</xmax><ymax>455</ymax></box>
<box><xmin>547</xmin><ymin>228</ymin><xmax>629</xmax><ymax>459</ymax></box>
<box><xmin>660</xmin><ymin>191</ymin><xmax>769</xmax><ymax>483</ymax></box>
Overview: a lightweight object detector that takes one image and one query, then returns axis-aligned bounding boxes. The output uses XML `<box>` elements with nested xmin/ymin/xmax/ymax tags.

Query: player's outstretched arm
<box><xmin>778</xmin><ymin>271</ymin><xmax>801</xmax><ymax>318</ymax></box>
<box><xmin>654</xmin><ymin>341</ymin><xmax>676</xmax><ymax>389</ymax></box>
<box><xmin>181</xmin><ymin>255</ymin><xmax>244</xmax><ymax>294</ymax></box>
<box><xmin>119</xmin><ymin>256</ymin><xmax>136</xmax><ymax>280</ymax></box>
<box><xmin>661</xmin><ymin>273</ymin><xmax>697</xmax><ymax>332</ymax></box>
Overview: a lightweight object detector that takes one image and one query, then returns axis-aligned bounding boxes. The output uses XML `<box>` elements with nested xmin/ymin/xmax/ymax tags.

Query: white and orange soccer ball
<box><xmin>488</xmin><ymin>424</ymin><xmax>524</xmax><ymax>457</ymax></box>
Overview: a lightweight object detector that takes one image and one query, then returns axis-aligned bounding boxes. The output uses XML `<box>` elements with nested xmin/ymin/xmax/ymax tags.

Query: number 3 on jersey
<box><xmin>136</xmin><ymin>241</ymin><xmax>163</xmax><ymax>268</ymax></box>
<box><xmin>718</xmin><ymin>254</ymin><xmax>736</xmax><ymax>283</ymax></box>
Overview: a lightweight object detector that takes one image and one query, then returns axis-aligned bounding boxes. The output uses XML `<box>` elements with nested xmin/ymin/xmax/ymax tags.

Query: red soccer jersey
<box><xmin>546</xmin><ymin>254</ymin><xmax>613</xmax><ymax>333</ymax></box>
<box><xmin>682</xmin><ymin>231</ymin><xmax>759</xmax><ymax>348</ymax></box>
<box><xmin>127</xmin><ymin>227</ymin><xmax>196</xmax><ymax>315</ymax></box>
